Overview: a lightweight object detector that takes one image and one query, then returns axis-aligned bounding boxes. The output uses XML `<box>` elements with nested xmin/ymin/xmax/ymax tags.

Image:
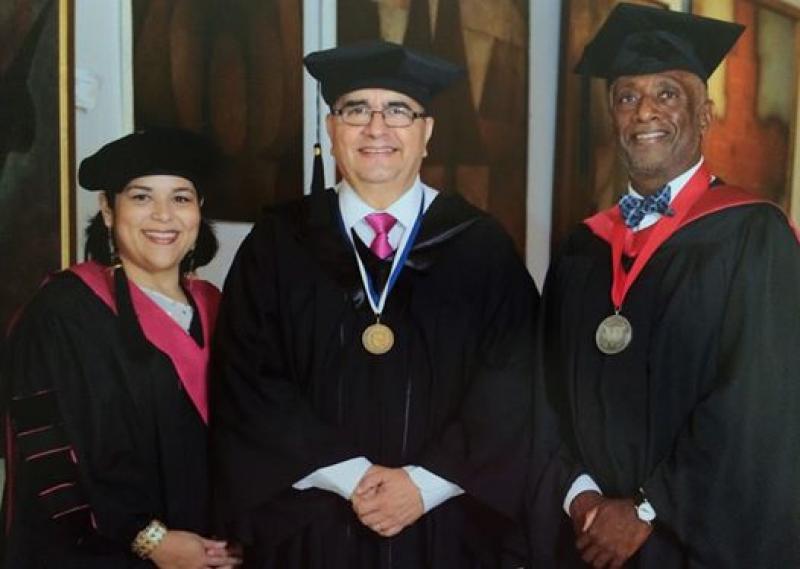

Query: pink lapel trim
<box><xmin>69</xmin><ymin>262</ymin><xmax>220</xmax><ymax>424</ymax></box>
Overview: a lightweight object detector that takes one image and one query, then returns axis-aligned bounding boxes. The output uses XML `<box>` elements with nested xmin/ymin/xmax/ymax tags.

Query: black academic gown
<box><xmin>211</xmin><ymin>189</ymin><xmax>539</xmax><ymax>568</ymax></box>
<box><xmin>539</xmin><ymin>201</ymin><xmax>800</xmax><ymax>568</ymax></box>
<box><xmin>1</xmin><ymin>269</ymin><xmax>212</xmax><ymax>568</ymax></box>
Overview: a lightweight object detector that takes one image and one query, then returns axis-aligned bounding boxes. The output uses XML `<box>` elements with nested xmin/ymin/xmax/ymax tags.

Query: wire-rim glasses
<box><xmin>332</xmin><ymin>104</ymin><xmax>428</xmax><ymax>128</ymax></box>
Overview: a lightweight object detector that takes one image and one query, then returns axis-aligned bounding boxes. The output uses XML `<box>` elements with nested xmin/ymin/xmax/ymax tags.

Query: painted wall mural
<box><xmin>697</xmin><ymin>0</ymin><xmax>798</xmax><ymax>209</ymax></box>
<box><xmin>0</xmin><ymin>0</ymin><xmax>72</xmax><ymax>334</ymax></box>
<box><xmin>132</xmin><ymin>0</ymin><xmax>304</xmax><ymax>221</ymax></box>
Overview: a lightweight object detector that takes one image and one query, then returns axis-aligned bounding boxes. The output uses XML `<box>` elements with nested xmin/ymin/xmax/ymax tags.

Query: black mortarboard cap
<box><xmin>78</xmin><ymin>127</ymin><xmax>219</xmax><ymax>196</ymax></box>
<box><xmin>303</xmin><ymin>40</ymin><xmax>464</xmax><ymax>108</ymax></box>
<box><xmin>574</xmin><ymin>3</ymin><xmax>745</xmax><ymax>82</ymax></box>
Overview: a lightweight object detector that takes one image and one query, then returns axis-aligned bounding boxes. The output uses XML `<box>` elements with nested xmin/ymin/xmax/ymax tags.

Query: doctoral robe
<box><xmin>539</xmin><ymin>184</ymin><xmax>800</xmax><ymax>568</ymax></box>
<box><xmin>1</xmin><ymin>262</ymin><xmax>219</xmax><ymax>568</ymax></box>
<box><xmin>211</xmin><ymin>189</ymin><xmax>539</xmax><ymax>568</ymax></box>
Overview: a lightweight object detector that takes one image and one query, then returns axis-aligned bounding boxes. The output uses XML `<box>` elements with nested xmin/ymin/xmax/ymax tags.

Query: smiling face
<box><xmin>326</xmin><ymin>88</ymin><xmax>434</xmax><ymax>208</ymax></box>
<box><xmin>101</xmin><ymin>174</ymin><xmax>201</xmax><ymax>288</ymax></box>
<box><xmin>609</xmin><ymin>70</ymin><xmax>713</xmax><ymax>194</ymax></box>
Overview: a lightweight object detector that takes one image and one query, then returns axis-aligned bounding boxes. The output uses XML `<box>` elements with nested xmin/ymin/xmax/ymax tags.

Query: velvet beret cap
<box><xmin>303</xmin><ymin>40</ymin><xmax>464</xmax><ymax>108</ymax></box>
<box><xmin>78</xmin><ymin>128</ymin><xmax>219</xmax><ymax>196</ymax></box>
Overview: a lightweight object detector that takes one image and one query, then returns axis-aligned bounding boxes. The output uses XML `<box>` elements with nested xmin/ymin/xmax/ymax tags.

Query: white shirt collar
<box><xmin>336</xmin><ymin>178</ymin><xmax>435</xmax><ymax>316</ymax></box>
<box><xmin>338</xmin><ymin>177</ymin><xmax>427</xmax><ymax>234</ymax></box>
<box><xmin>626</xmin><ymin>157</ymin><xmax>704</xmax><ymax>231</ymax></box>
<box><xmin>139</xmin><ymin>286</ymin><xmax>193</xmax><ymax>332</ymax></box>
<box><xmin>627</xmin><ymin>157</ymin><xmax>704</xmax><ymax>202</ymax></box>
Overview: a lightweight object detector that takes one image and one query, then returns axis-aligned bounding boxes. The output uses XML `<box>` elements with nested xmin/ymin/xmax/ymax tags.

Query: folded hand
<box><xmin>351</xmin><ymin>465</ymin><xmax>424</xmax><ymax>538</ymax></box>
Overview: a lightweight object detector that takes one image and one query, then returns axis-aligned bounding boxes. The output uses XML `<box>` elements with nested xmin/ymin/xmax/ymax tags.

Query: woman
<box><xmin>1</xmin><ymin>129</ymin><xmax>240</xmax><ymax>568</ymax></box>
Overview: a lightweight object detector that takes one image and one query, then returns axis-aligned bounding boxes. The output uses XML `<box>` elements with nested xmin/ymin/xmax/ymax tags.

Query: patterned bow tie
<box><xmin>618</xmin><ymin>185</ymin><xmax>672</xmax><ymax>228</ymax></box>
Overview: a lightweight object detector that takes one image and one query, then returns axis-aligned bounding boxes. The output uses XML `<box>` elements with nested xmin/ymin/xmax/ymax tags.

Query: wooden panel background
<box><xmin>697</xmin><ymin>0</ymin><xmax>799</xmax><ymax>211</ymax></box>
<box><xmin>0</xmin><ymin>0</ymin><xmax>73</xmax><ymax>333</ymax></box>
<box><xmin>132</xmin><ymin>0</ymin><xmax>304</xmax><ymax>221</ymax></box>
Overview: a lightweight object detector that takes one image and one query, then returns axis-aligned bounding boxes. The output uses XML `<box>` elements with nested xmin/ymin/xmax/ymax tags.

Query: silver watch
<box><xmin>634</xmin><ymin>489</ymin><xmax>656</xmax><ymax>523</ymax></box>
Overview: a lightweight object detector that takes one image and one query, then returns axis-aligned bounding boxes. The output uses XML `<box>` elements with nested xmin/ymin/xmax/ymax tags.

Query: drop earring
<box><xmin>108</xmin><ymin>228</ymin><xmax>121</xmax><ymax>268</ymax></box>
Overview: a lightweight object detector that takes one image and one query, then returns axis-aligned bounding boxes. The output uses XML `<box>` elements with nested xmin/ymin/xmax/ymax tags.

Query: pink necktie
<box><xmin>364</xmin><ymin>213</ymin><xmax>397</xmax><ymax>260</ymax></box>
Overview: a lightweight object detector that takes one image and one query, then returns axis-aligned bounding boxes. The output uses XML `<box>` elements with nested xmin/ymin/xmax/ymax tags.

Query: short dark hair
<box><xmin>84</xmin><ymin>191</ymin><xmax>218</xmax><ymax>274</ymax></box>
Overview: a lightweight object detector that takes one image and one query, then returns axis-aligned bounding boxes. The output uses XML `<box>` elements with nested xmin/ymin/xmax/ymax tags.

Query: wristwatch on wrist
<box><xmin>131</xmin><ymin>519</ymin><xmax>168</xmax><ymax>559</ymax></box>
<box><xmin>634</xmin><ymin>488</ymin><xmax>656</xmax><ymax>524</ymax></box>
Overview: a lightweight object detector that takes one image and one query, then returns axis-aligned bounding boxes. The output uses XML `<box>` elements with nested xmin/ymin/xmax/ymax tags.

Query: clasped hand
<box><xmin>150</xmin><ymin>530</ymin><xmax>242</xmax><ymax>569</ymax></box>
<box><xmin>569</xmin><ymin>491</ymin><xmax>652</xmax><ymax>569</ymax></box>
<box><xmin>350</xmin><ymin>465</ymin><xmax>424</xmax><ymax>538</ymax></box>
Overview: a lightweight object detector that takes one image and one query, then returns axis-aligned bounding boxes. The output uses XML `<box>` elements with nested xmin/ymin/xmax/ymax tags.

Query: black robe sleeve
<box><xmin>210</xmin><ymin>219</ymin><xmax>361</xmax><ymax>533</ymax></box>
<box><xmin>2</xmin><ymin>277</ymin><xmax>158</xmax><ymax>566</ymax></box>
<box><xmin>526</xmin><ymin>235</ymin><xmax>591</xmax><ymax>565</ymax></box>
<box><xmin>641</xmin><ymin>207</ymin><xmax>800</xmax><ymax>566</ymax></box>
<box><xmin>537</xmin><ymin>229</ymin><xmax>593</xmax><ymax>490</ymax></box>
<box><xmin>412</xmin><ymin>223</ymin><xmax>539</xmax><ymax>519</ymax></box>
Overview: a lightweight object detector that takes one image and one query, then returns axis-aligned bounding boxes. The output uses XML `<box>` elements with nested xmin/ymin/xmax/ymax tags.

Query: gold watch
<box><xmin>131</xmin><ymin>519</ymin><xmax>168</xmax><ymax>559</ymax></box>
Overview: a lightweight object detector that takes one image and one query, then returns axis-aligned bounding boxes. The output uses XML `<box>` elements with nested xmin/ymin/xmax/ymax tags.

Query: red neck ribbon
<box><xmin>584</xmin><ymin>164</ymin><xmax>784</xmax><ymax>312</ymax></box>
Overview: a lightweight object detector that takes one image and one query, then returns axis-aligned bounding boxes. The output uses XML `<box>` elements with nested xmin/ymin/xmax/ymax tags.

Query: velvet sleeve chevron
<box><xmin>6</xmin><ymin>388</ymin><xmax>95</xmax><ymax>542</ymax></box>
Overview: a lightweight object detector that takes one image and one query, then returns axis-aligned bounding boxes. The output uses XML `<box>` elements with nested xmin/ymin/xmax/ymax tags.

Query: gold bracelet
<box><xmin>131</xmin><ymin>519</ymin><xmax>167</xmax><ymax>559</ymax></box>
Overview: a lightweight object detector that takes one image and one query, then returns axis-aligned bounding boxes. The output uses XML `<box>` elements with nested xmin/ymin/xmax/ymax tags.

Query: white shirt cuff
<box><xmin>403</xmin><ymin>465</ymin><xmax>464</xmax><ymax>513</ymax></box>
<box><xmin>563</xmin><ymin>473</ymin><xmax>603</xmax><ymax>516</ymax></box>
<box><xmin>292</xmin><ymin>456</ymin><xmax>372</xmax><ymax>500</ymax></box>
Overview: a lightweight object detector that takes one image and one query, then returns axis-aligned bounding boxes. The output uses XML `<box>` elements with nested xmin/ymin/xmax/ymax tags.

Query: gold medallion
<box><xmin>362</xmin><ymin>322</ymin><xmax>394</xmax><ymax>355</ymax></box>
<box><xmin>595</xmin><ymin>313</ymin><xmax>633</xmax><ymax>355</ymax></box>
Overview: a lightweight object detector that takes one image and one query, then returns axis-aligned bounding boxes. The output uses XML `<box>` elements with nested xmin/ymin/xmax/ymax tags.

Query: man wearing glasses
<box><xmin>211</xmin><ymin>41</ymin><xmax>539</xmax><ymax>568</ymax></box>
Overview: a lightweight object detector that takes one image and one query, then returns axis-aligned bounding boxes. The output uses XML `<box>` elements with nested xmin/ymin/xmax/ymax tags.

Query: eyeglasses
<box><xmin>332</xmin><ymin>104</ymin><xmax>428</xmax><ymax>128</ymax></box>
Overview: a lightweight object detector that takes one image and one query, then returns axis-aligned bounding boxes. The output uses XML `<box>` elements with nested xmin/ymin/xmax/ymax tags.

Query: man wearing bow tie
<box><xmin>536</xmin><ymin>4</ymin><xmax>800</xmax><ymax>569</ymax></box>
<box><xmin>211</xmin><ymin>41</ymin><xmax>538</xmax><ymax>568</ymax></box>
